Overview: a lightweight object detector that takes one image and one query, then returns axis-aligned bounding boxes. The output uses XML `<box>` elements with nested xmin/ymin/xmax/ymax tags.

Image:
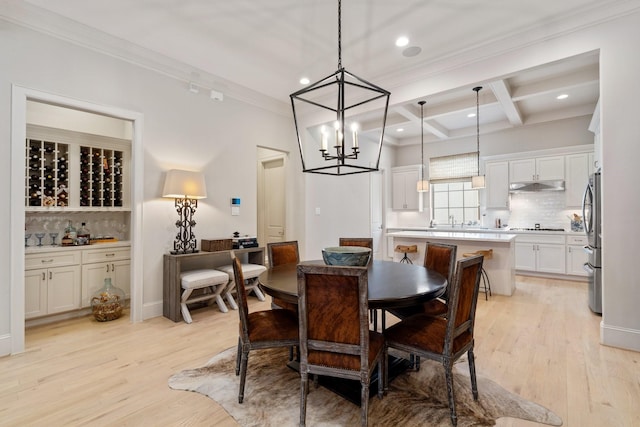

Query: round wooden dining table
<box><xmin>260</xmin><ymin>259</ymin><xmax>447</xmax><ymax>310</ymax></box>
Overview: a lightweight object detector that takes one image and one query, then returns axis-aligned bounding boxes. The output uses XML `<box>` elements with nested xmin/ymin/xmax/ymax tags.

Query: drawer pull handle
<box><xmin>42</xmin><ymin>272</ymin><xmax>46</xmax><ymax>280</ymax></box>
<box><xmin>105</xmin><ymin>253</ymin><xmax>116</xmax><ymax>257</ymax></box>
<box><xmin>41</xmin><ymin>259</ymin><xmax>54</xmax><ymax>263</ymax></box>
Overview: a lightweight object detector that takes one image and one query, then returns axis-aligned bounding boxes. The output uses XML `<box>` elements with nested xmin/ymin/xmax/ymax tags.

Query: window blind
<box><xmin>428</xmin><ymin>152</ymin><xmax>478</xmax><ymax>183</ymax></box>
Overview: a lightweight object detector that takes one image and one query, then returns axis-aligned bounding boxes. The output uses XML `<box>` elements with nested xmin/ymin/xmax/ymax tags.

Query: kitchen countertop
<box><xmin>25</xmin><ymin>241</ymin><xmax>131</xmax><ymax>254</ymax></box>
<box><xmin>386</xmin><ymin>230</ymin><xmax>517</xmax><ymax>242</ymax></box>
<box><xmin>386</xmin><ymin>226</ymin><xmax>583</xmax><ymax>236</ymax></box>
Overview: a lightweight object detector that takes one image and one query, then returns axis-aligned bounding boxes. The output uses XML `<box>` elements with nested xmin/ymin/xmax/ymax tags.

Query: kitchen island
<box><xmin>387</xmin><ymin>230</ymin><xmax>517</xmax><ymax>296</ymax></box>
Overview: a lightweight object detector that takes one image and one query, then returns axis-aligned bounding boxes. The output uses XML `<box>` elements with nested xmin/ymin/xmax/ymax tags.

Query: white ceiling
<box><xmin>5</xmin><ymin>0</ymin><xmax>634</xmax><ymax>145</ymax></box>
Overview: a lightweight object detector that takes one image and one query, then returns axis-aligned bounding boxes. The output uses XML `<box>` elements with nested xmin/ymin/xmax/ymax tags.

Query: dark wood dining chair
<box><xmin>232</xmin><ymin>256</ymin><xmax>299</xmax><ymax>404</ymax></box>
<box><xmin>297</xmin><ymin>264</ymin><xmax>385</xmax><ymax>427</ymax></box>
<box><xmin>267</xmin><ymin>240</ymin><xmax>300</xmax><ymax>313</ymax></box>
<box><xmin>339</xmin><ymin>237</ymin><xmax>373</xmax><ymax>252</ymax></box>
<box><xmin>388</xmin><ymin>242</ymin><xmax>457</xmax><ymax>320</ymax></box>
<box><xmin>384</xmin><ymin>254</ymin><xmax>484</xmax><ymax>426</ymax></box>
<box><xmin>267</xmin><ymin>240</ymin><xmax>300</xmax><ymax>267</ymax></box>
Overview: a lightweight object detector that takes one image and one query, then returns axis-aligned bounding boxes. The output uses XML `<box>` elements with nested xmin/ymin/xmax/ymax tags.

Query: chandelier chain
<box><xmin>337</xmin><ymin>0</ymin><xmax>342</xmax><ymax>69</ymax></box>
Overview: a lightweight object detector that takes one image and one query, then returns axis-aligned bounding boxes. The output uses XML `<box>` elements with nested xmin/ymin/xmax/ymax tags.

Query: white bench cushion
<box><xmin>181</xmin><ymin>269</ymin><xmax>230</xmax><ymax>289</ymax></box>
<box><xmin>217</xmin><ymin>263</ymin><xmax>267</xmax><ymax>279</ymax></box>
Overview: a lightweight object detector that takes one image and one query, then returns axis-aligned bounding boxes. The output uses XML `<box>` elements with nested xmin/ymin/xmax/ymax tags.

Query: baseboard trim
<box><xmin>142</xmin><ymin>300</ymin><xmax>163</xmax><ymax>320</ymax></box>
<box><xmin>601</xmin><ymin>320</ymin><xmax>640</xmax><ymax>352</ymax></box>
<box><xmin>0</xmin><ymin>334</ymin><xmax>12</xmax><ymax>357</ymax></box>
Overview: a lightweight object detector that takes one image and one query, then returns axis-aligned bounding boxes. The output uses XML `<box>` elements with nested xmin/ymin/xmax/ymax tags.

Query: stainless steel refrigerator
<box><xmin>582</xmin><ymin>170</ymin><xmax>602</xmax><ymax>314</ymax></box>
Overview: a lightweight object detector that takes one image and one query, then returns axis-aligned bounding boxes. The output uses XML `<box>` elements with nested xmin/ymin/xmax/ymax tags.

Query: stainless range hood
<box><xmin>509</xmin><ymin>180</ymin><xmax>565</xmax><ymax>193</ymax></box>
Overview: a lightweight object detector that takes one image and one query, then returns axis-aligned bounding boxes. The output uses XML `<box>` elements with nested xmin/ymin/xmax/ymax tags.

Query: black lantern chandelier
<box><xmin>290</xmin><ymin>0</ymin><xmax>391</xmax><ymax>175</ymax></box>
<box><xmin>471</xmin><ymin>86</ymin><xmax>485</xmax><ymax>188</ymax></box>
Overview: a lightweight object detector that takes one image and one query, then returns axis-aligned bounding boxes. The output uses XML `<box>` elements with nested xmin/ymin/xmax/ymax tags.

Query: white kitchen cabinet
<box><xmin>509</xmin><ymin>156</ymin><xmax>564</xmax><ymax>182</ymax></box>
<box><xmin>81</xmin><ymin>247</ymin><xmax>131</xmax><ymax>307</ymax></box>
<box><xmin>565</xmin><ymin>152</ymin><xmax>592</xmax><ymax>208</ymax></box>
<box><xmin>484</xmin><ymin>160</ymin><xmax>509</xmax><ymax>209</ymax></box>
<box><xmin>515</xmin><ymin>234</ymin><xmax>565</xmax><ymax>274</ymax></box>
<box><xmin>566</xmin><ymin>235</ymin><xmax>588</xmax><ymax>276</ymax></box>
<box><xmin>25</xmin><ymin>251</ymin><xmax>81</xmax><ymax>319</ymax></box>
<box><xmin>392</xmin><ymin>168</ymin><xmax>420</xmax><ymax>210</ymax></box>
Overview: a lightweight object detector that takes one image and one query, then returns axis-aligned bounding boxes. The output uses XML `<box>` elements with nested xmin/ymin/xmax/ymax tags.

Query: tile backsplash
<box><xmin>485</xmin><ymin>191</ymin><xmax>582</xmax><ymax>230</ymax></box>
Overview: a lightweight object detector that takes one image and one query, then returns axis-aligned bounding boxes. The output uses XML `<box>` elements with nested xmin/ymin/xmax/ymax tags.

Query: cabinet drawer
<box><xmin>515</xmin><ymin>234</ymin><xmax>565</xmax><ymax>244</ymax></box>
<box><xmin>82</xmin><ymin>247</ymin><xmax>130</xmax><ymax>263</ymax></box>
<box><xmin>25</xmin><ymin>251</ymin><xmax>81</xmax><ymax>269</ymax></box>
<box><xmin>566</xmin><ymin>235</ymin><xmax>588</xmax><ymax>245</ymax></box>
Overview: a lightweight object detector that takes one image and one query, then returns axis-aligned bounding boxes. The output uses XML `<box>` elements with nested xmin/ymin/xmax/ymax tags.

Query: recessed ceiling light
<box><xmin>395</xmin><ymin>36</ymin><xmax>409</xmax><ymax>47</ymax></box>
<box><xmin>556</xmin><ymin>94</ymin><xmax>569</xmax><ymax>100</ymax></box>
<box><xmin>397</xmin><ymin>128</ymin><xmax>404</xmax><ymax>132</ymax></box>
<box><xmin>468</xmin><ymin>113</ymin><xmax>476</xmax><ymax>118</ymax></box>
<box><xmin>300</xmin><ymin>77</ymin><xmax>310</xmax><ymax>85</ymax></box>
<box><xmin>402</xmin><ymin>46</ymin><xmax>421</xmax><ymax>57</ymax></box>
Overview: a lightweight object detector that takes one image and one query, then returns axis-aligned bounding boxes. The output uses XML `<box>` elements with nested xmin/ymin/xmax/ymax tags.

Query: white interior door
<box><xmin>370</xmin><ymin>170</ymin><xmax>384</xmax><ymax>260</ymax></box>
<box><xmin>259</xmin><ymin>155</ymin><xmax>286</xmax><ymax>245</ymax></box>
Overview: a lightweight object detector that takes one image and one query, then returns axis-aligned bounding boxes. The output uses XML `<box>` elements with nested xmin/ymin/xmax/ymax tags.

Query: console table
<box><xmin>162</xmin><ymin>247</ymin><xmax>265</xmax><ymax>322</ymax></box>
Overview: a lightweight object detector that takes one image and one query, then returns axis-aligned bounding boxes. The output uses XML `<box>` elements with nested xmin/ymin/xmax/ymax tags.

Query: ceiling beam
<box><xmin>394</xmin><ymin>105</ymin><xmax>449</xmax><ymax>139</ymax></box>
<box><xmin>488</xmin><ymin>79</ymin><xmax>523</xmax><ymax>126</ymax></box>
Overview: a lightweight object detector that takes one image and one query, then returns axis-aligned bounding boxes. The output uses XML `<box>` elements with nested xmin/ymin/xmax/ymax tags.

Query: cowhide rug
<box><xmin>169</xmin><ymin>347</ymin><xmax>562</xmax><ymax>426</ymax></box>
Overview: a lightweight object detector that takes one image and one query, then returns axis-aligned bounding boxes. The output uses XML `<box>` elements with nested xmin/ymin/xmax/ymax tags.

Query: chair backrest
<box><xmin>338</xmin><ymin>237</ymin><xmax>373</xmax><ymax>249</ymax></box>
<box><xmin>297</xmin><ymin>264</ymin><xmax>370</xmax><ymax>372</ymax></box>
<box><xmin>267</xmin><ymin>241</ymin><xmax>300</xmax><ymax>268</ymax></box>
<box><xmin>444</xmin><ymin>255</ymin><xmax>484</xmax><ymax>355</ymax></box>
<box><xmin>424</xmin><ymin>242</ymin><xmax>457</xmax><ymax>299</ymax></box>
<box><xmin>231</xmin><ymin>256</ymin><xmax>251</xmax><ymax>343</ymax></box>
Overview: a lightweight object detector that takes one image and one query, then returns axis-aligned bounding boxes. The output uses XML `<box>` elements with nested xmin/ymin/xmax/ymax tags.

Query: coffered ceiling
<box><xmin>4</xmin><ymin>0</ymin><xmax>636</xmax><ymax>145</ymax></box>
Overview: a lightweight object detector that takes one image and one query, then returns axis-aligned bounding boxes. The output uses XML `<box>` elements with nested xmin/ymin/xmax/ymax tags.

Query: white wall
<box><xmin>0</xmin><ymin>21</ymin><xmax>300</xmax><ymax>354</ymax></box>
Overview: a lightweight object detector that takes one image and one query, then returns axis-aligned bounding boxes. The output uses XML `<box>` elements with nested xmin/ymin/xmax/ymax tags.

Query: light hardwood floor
<box><xmin>1</xmin><ymin>275</ymin><xmax>638</xmax><ymax>426</ymax></box>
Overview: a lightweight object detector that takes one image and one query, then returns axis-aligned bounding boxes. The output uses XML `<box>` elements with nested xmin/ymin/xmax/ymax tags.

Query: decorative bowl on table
<box><xmin>322</xmin><ymin>246</ymin><xmax>371</xmax><ymax>266</ymax></box>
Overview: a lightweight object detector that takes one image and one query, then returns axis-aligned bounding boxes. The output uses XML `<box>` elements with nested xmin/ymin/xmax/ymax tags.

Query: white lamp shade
<box><xmin>416</xmin><ymin>179</ymin><xmax>430</xmax><ymax>192</ymax></box>
<box><xmin>162</xmin><ymin>169</ymin><xmax>207</xmax><ymax>199</ymax></box>
<box><xmin>471</xmin><ymin>175</ymin><xmax>486</xmax><ymax>189</ymax></box>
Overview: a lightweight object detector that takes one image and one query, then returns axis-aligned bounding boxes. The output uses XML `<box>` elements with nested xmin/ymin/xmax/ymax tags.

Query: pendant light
<box><xmin>290</xmin><ymin>0</ymin><xmax>391</xmax><ymax>176</ymax></box>
<box><xmin>416</xmin><ymin>100</ymin><xmax>429</xmax><ymax>192</ymax></box>
<box><xmin>471</xmin><ymin>86</ymin><xmax>485</xmax><ymax>189</ymax></box>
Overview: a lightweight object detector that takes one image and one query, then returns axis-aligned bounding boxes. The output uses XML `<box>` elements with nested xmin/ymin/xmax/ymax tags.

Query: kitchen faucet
<box><xmin>449</xmin><ymin>215</ymin><xmax>454</xmax><ymax>226</ymax></box>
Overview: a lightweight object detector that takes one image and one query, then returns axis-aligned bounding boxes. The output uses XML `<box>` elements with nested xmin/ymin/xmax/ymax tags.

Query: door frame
<box><xmin>257</xmin><ymin>149</ymin><xmax>288</xmax><ymax>250</ymax></box>
<box><xmin>10</xmin><ymin>86</ymin><xmax>144</xmax><ymax>355</ymax></box>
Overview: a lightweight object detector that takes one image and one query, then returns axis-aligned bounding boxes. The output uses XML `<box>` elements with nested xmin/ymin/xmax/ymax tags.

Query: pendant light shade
<box><xmin>417</xmin><ymin>100</ymin><xmax>429</xmax><ymax>192</ymax></box>
<box><xmin>290</xmin><ymin>0</ymin><xmax>390</xmax><ymax>176</ymax></box>
<box><xmin>471</xmin><ymin>86</ymin><xmax>485</xmax><ymax>189</ymax></box>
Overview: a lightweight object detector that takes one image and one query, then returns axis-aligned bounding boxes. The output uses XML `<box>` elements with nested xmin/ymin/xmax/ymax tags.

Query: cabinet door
<box><xmin>566</xmin><ymin>245</ymin><xmax>588</xmax><ymax>276</ymax></box>
<box><xmin>565</xmin><ymin>153</ymin><xmax>590</xmax><ymax>208</ymax></box>
<box><xmin>25</xmin><ymin>269</ymin><xmax>47</xmax><ymax>319</ymax></box>
<box><xmin>404</xmin><ymin>170</ymin><xmax>419</xmax><ymax>210</ymax></box>
<box><xmin>536</xmin><ymin>156</ymin><xmax>564</xmax><ymax>181</ymax></box>
<box><xmin>485</xmin><ymin>161</ymin><xmax>509</xmax><ymax>208</ymax></box>
<box><xmin>82</xmin><ymin>262</ymin><xmax>110</xmax><ymax>307</ymax></box>
<box><xmin>392</xmin><ymin>171</ymin><xmax>407</xmax><ymax>209</ymax></box>
<box><xmin>112</xmin><ymin>260</ymin><xmax>131</xmax><ymax>300</ymax></box>
<box><xmin>48</xmin><ymin>265</ymin><xmax>81</xmax><ymax>314</ymax></box>
<box><xmin>515</xmin><ymin>243</ymin><xmax>536</xmax><ymax>271</ymax></box>
<box><xmin>509</xmin><ymin>158</ymin><xmax>536</xmax><ymax>182</ymax></box>
<box><xmin>392</xmin><ymin>170</ymin><xmax>419</xmax><ymax>210</ymax></box>
<box><xmin>82</xmin><ymin>260</ymin><xmax>130</xmax><ymax>307</ymax></box>
<box><xmin>536</xmin><ymin>244</ymin><xmax>566</xmax><ymax>274</ymax></box>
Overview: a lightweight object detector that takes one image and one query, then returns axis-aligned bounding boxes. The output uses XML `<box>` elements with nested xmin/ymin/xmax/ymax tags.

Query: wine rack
<box><xmin>25</xmin><ymin>139</ymin><xmax>69</xmax><ymax>207</ymax></box>
<box><xmin>80</xmin><ymin>146</ymin><xmax>124</xmax><ymax>208</ymax></box>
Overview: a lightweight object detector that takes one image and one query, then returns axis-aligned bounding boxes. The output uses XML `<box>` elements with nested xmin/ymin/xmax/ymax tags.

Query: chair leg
<box><xmin>215</xmin><ymin>294</ymin><xmax>229</xmax><ymax>313</ymax></box>
<box><xmin>468</xmin><ymin>348</ymin><xmax>479</xmax><ymax>400</ymax></box>
<box><xmin>444</xmin><ymin>361</ymin><xmax>458</xmax><ymax>426</ymax></box>
<box><xmin>238</xmin><ymin>348</ymin><xmax>249</xmax><ymax>403</ymax></box>
<box><xmin>235</xmin><ymin>338</ymin><xmax>242</xmax><ymax>376</ymax></box>
<box><xmin>300</xmin><ymin>372</ymin><xmax>308</xmax><ymax>427</ymax></box>
<box><xmin>180</xmin><ymin>288</ymin><xmax>194</xmax><ymax>324</ymax></box>
<box><xmin>377</xmin><ymin>358</ymin><xmax>384</xmax><ymax>399</ymax></box>
<box><xmin>361</xmin><ymin>381</ymin><xmax>369</xmax><ymax>426</ymax></box>
<box><xmin>225</xmin><ymin>289</ymin><xmax>239</xmax><ymax>310</ymax></box>
<box><xmin>249</xmin><ymin>279</ymin><xmax>266</xmax><ymax>301</ymax></box>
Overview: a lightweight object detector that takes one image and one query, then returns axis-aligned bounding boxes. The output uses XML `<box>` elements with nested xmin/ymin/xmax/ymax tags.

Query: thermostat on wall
<box><xmin>231</xmin><ymin>198</ymin><xmax>240</xmax><ymax>215</ymax></box>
